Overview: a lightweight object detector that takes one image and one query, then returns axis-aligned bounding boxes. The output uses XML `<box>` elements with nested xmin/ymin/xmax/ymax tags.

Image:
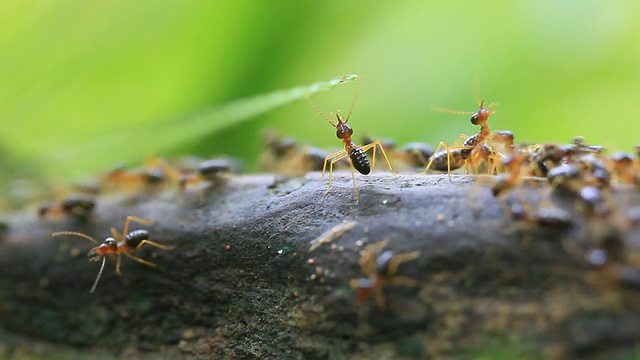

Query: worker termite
<box><xmin>51</xmin><ymin>216</ymin><xmax>174</xmax><ymax>292</ymax></box>
<box><xmin>349</xmin><ymin>239</ymin><xmax>421</xmax><ymax>310</ymax></box>
<box><xmin>305</xmin><ymin>75</ymin><xmax>394</xmax><ymax>204</ymax></box>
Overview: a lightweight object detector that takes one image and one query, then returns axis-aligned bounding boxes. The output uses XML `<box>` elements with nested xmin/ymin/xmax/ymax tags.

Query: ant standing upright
<box><xmin>305</xmin><ymin>75</ymin><xmax>394</xmax><ymax>204</ymax></box>
<box><xmin>52</xmin><ymin>216</ymin><xmax>174</xmax><ymax>292</ymax></box>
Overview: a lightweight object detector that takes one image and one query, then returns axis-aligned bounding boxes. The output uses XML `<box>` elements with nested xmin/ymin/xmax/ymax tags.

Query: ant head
<box><xmin>470</xmin><ymin>100</ymin><xmax>491</xmax><ymax>125</ymax></box>
<box><xmin>471</xmin><ymin>100</ymin><xmax>500</xmax><ymax>125</ymax></box>
<box><xmin>334</xmin><ymin>114</ymin><xmax>353</xmax><ymax>140</ymax></box>
<box><xmin>89</xmin><ymin>237</ymin><xmax>118</xmax><ymax>259</ymax></box>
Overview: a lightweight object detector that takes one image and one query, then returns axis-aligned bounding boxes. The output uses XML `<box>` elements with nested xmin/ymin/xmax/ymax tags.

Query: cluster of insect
<box><xmin>42</xmin><ymin>157</ymin><xmax>238</xmax><ymax>292</ymax></box>
<box><xmin>42</xmin><ymin>74</ymin><xmax>640</xmax><ymax>308</ymax></box>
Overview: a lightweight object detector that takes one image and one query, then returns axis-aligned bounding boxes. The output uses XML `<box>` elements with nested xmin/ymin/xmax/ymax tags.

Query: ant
<box><xmin>179</xmin><ymin>158</ymin><xmax>235</xmax><ymax>191</ymax></box>
<box><xmin>102</xmin><ymin>158</ymin><xmax>182</xmax><ymax>192</ymax></box>
<box><xmin>38</xmin><ymin>193</ymin><xmax>96</xmax><ymax>220</ymax></box>
<box><xmin>424</xmin><ymin>100</ymin><xmax>506</xmax><ymax>179</ymax></box>
<box><xmin>397</xmin><ymin>142</ymin><xmax>435</xmax><ymax>168</ymax></box>
<box><xmin>259</xmin><ymin>130</ymin><xmax>329</xmax><ymax>175</ymax></box>
<box><xmin>492</xmin><ymin>149</ymin><xmax>530</xmax><ymax>197</ymax></box>
<box><xmin>349</xmin><ymin>239</ymin><xmax>421</xmax><ymax>310</ymax></box>
<box><xmin>305</xmin><ymin>76</ymin><xmax>394</xmax><ymax>204</ymax></box>
<box><xmin>51</xmin><ymin>216</ymin><xmax>174</xmax><ymax>292</ymax></box>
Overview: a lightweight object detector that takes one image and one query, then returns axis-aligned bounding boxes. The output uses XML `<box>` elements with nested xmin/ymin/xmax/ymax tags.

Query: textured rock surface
<box><xmin>1</xmin><ymin>172</ymin><xmax>640</xmax><ymax>359</ymax></box>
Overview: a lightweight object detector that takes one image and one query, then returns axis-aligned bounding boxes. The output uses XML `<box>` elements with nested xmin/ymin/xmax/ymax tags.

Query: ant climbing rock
<box><xmin>349</xmin><ymin>239</ymin><xmax>421</xmax><ymax>310</ymax></box>
<box><xmin>305</xmin><ymin>75</ymin><xmax>394</xmax><ymax>204</ymax></box>
<box><xmin>51</xmin><ymin>216</ymin><xmax>174</xmax><ymax>292</ymax></box>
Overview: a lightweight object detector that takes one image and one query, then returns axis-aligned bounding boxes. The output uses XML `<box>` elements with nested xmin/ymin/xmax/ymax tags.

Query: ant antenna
<box><xmin>90</xmin><ymin>256</ymin><xmax>107</xmax><ymax>293</ymax></box>
<box><xmin>305</xmin><ymin>97</ymin><xmax>336</xmax><ymax>126</ymax></box>
<box><xmin>474</xmin><ymin>73</ymin><xmax>482</xmax><ymax>105</ymax></box>
<box><xmin>345</xmin><ymin>75</ymin><xmax>361</xmax><ymax>123</ymax></box>
<box><xmin>431</xmin><ymin>106</ymin><xmax>474</xmax><ymax>115</ymax></box>
<box><xmin>51</xmin><ymin>231</ymin><xmax>99</xmax><ymax>244</ymax></box>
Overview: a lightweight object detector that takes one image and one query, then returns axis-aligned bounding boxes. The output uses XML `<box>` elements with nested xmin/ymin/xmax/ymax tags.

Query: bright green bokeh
<box><xmin>1</xmin><ymin>0</ymin><xmax>639</xmax><ymax>188</ymax></box>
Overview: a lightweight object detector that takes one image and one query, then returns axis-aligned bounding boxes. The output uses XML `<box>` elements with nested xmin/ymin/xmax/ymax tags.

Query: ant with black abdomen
<box><xmin>51</xmin><ymin>216</ymin><xmax>174</xmax><ymax>292</ymax></box>
<box><xmin>424</xmin><ymin>100</ymin><xmax>512</xmax><ymax>179</ymax></box>
<box><xmin>305</xmin><ymin>75</ymin><xmax>394</xmax><ymax>204</ymax></box>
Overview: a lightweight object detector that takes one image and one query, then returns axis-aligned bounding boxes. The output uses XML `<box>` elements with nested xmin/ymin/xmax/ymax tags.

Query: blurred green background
<box><xmin>1</xmin><ymin>0</ymin><xmax>639</xmax><ymax>205</ymax></box>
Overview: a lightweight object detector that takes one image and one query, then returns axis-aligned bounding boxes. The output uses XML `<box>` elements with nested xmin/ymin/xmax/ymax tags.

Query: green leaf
<box><xmin>49</xmin><ymin>74</ymin><xmax>359</xmax><ymax>177</ymax></box>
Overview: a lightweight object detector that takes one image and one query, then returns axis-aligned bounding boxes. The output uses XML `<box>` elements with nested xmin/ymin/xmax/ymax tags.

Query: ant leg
<box><xmin>387</xmin><ymin>276</ymin><xmax>423</xmax><ymax>288</ymax></box>
<box><xmin>122</xmin><ymin>216</ymin><xmax>154</xmax><ymax>238</ymax></box>
<box><xmin>348</xmin><ymin>160</ymin><xmax>360</xmax><ymax>204</ymax></box>
<box><xmin>325</xmin><ymin>151</ymin><xmax>349</xmax><ymax>193</ymax></box>
<box><xmin>374</xmin><ymin>286</ymin><xmax>387</xmax><ymax>310</ymax></box>
<box><xmin>116</xmin><ymin>254</ymin><xmax>123</xmax><ymax>275</ymax></box>
<box><xmin>361</xmin><ymin>141</ymin><xmax>395</xmax><ymax>175</ymax></box>
<box><xmin>123</xmin><ymin>251</ymin><xmax>159</xmax><ymax>268</ymax></box>
<box><xmin>386</xmin><ymin>251</ymin><xmax>421</xmax><ymax>276</ymax></box>
<box><xmin>422</xmin><ymin>141</ymin><xmax>446</xmax><ymax>174</ymax></box>
<box><xmin>422</xmin><ymin>142</ymin><xmax>453</xmax><ymax>181</ymax></box>
<box><xmin>363</xmin><ymin>238</ymin><xmax>390</xmax><ymax>253</ymax></box>
<box><xmin>360</xmin><ymin>239</ymin><xmax>390</xmax><ymax>275</ymax></box>
<box><xmin>111</xmin><ymin>228</ymin><xmax>123</xmax><ymax>242</ymax></box>
<box><xmin>135</xmin><ymin>239</ymin><xmax>176</xmax><ymax>251</ymax></box>
<box><xmin>322</xmin><ymin>149</ymin><xmax>348</xmax><ymax>177</ymax></box>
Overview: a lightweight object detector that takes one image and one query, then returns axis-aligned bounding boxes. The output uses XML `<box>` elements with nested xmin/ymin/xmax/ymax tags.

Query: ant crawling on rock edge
<box><xmin>52</xmin><ymin>216</ymin><xmax>174</xmax><ymax>292</ymax></box>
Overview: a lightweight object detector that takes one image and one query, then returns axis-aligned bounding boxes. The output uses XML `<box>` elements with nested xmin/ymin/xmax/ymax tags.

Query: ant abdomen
<box><xmin>350</xmin><ymin>147</ymin><xmax>371</xmax><ymax>175</ymax></box>
<box><xmin>125</xmin><ymin>229</ymin><xmax>150</xmax><ymax>249</ymax></box>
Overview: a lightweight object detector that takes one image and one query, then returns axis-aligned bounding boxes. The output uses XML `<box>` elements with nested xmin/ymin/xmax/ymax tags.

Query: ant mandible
<box><xmin>305</xmin><ymin>75</ymin><xmax>394</xmax><ymax>204</ymax></box>
<box><xmin>51</xmin><ymin>216</ymin><xmax>174</xmax><ymax>292</ymax></box>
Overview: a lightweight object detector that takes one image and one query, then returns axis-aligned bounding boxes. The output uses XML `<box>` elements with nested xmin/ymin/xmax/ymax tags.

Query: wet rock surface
<box><xmin>1</xmin><ymin>172</ymin><xmax>640</xmax><ymax>359</ymax></box>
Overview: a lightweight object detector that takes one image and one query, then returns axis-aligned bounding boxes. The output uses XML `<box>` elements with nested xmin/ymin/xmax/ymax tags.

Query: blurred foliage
<box><xmin>1</xmin><ymin>0</ymin><xmax>640</xmax><ymax>192</ymax></box>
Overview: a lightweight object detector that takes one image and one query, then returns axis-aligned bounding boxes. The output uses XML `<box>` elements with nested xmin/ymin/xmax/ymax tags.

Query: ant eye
<box><xmin>104</xmin><ymin>238</ymin><xmax>117</xmax><ymax>246</ymax></box>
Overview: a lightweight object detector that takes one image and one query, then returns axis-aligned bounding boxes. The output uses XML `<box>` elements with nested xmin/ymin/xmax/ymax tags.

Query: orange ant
<box><xmin>492</xmin><ymin>149</ymin><xmax>530</xmax><ymax>197</ymax></box>
<box><xmin>424</xmin><ymin>101</ymin><xmax>510</xmax><ymax>179</ymax></box>
<box><xmin>305</xmin><ymin>76</ymin><xmax>394</xmax><ymax>204</ymax></box>
<box><xmin>349</xmin><ymin>239</ymin><xmax>421</xmax><ymax>310</ymax></box>
<box><xmin>51</xmin><ymin>216</ymin><xmax>174</xmax><ymax>292</ymax></box>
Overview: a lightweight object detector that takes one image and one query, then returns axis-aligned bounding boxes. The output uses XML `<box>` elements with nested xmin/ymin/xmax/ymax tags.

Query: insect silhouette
<box><xmin>51</xmin><ymin>216</ymin><xmax>174</xmax><ymax>292</ymax></box>
<box><xmin>305</xmin><ymin>75</ymin><xmax>394</xmax><ymax>204</ymax></box>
